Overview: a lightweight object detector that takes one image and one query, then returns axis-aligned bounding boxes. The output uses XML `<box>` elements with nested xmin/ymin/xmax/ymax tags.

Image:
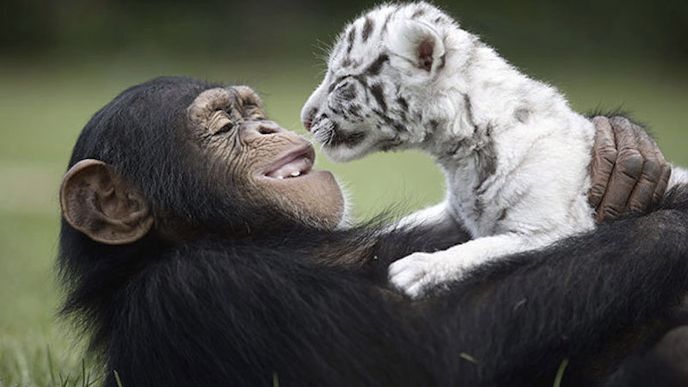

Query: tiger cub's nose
<box><xmin>303</xmin><ymin>108</ymin><xmax>318</xmax><ymax>132</ymax></box>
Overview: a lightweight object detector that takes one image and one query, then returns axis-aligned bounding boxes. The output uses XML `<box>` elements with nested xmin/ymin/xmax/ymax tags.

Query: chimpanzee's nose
<box><xmin>241</xmin><ymin>120</ymin><xmax>283</xmax><ymax>140</ymax></box>
<box><xmin>256</xmin><ymin>121</ymin><xmax>281</xmax><ymax>135</ymax></box>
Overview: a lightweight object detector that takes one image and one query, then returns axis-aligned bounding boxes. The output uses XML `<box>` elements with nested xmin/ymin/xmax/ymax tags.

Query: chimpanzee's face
<box><xmin>186</xmin><ymin>86</ymin><xmax>346</xmax><ymax>229</ymax></box>
<box><xmin>60</xmin><ymin>81</ymin><xmax>347</xmax><ymax>247</ymax></box>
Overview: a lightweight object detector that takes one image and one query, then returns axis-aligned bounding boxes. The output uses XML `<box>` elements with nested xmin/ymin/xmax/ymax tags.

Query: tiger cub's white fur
<box><xmin>301</xmin><ymin>2</ymin><xmax>685</xmax><ymax>297</ymax></box>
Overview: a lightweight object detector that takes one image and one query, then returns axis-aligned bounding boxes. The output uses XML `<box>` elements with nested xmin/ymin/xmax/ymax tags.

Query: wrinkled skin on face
<box><xmin>186</xmin><ymin>86</ymin><xmax>346</xmax><ymax>230</ymax></box>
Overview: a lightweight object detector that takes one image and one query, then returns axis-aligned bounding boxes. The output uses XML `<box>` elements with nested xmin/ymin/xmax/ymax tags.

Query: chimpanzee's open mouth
<box><xmin>264</xmin><ymin>144</ymin><xmax>315</xmax><ymax>179</ymax></box>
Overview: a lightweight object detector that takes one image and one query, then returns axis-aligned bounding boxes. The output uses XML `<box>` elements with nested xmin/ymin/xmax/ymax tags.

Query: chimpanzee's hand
<box><xmin>589</xmin><ymin>116</ymin><xmax>671</xmax><ymax>223</ymax></box>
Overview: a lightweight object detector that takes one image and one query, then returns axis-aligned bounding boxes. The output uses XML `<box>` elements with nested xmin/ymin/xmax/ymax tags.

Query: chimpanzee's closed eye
<box><xmin>214</xmin><ymin>121</ymin><xmax>235</xmax><ymax>135</ymax></box>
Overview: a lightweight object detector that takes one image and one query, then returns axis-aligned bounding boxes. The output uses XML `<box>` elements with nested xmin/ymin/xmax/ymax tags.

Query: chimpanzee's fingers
<box><xmin>596</xmin><ymin>117</ymin><xmax>643</xmax><ymax>222</ymax></box>
<box><xmin>589</xmin><ymin>116</ymin><xmax>617</xmax><ymax>210</ymax></box>
<box><xmin>653</xmin><ymin>163</ymin><xmax>672</xmax><ymax>204</ymax></box>
<box><xmin>626</xmin><ymin>121</ymin><xmax>663</xmax><ymax>213</ymax></box>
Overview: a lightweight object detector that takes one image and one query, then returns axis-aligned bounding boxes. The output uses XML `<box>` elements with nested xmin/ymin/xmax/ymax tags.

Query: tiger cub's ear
<box><xmin>387</xmin><ymin>20</ymin><xmax>445</xmax><ymax>74</ymax></box>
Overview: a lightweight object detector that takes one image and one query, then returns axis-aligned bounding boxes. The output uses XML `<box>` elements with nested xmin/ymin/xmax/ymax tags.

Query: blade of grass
<box><xmin>47</xmin><ymin>345</ymin><xmax>57</xmax><ymax>386</ymax></box>
<box><xmin>113</xmin><ymin>370</ymin><xmax>124</xmax><ymax>387</ymax></box>
<box><xmin>553</xmin><ymin>358</ymin><xmax>569</xmax><ymax>387</ymax></box>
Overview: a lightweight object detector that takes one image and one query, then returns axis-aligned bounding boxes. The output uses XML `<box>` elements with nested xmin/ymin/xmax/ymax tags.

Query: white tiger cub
<box><xmin>301</xmin><ymin>2</ymin><xmax>687</xmax><ymax>297</ymax></box>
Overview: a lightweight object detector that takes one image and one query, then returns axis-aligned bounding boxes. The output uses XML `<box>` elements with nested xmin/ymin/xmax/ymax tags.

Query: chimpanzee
<box><xmin>58</xmin><ymin>76</ymin><xmax>688</xmax><ymax>387</ymax></box>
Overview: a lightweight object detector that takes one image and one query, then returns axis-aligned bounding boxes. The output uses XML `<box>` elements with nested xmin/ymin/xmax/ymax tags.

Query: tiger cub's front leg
<box><xmin>389</xmin><ymin>233</ymin><xmax>555</xmax><ymax>298</ymax></box>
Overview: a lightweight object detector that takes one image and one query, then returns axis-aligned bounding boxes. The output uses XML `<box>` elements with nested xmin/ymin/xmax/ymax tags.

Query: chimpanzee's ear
<box><xmin>60</xmin><ymin>159</ymin><xmax>153</xmax><ymax>245</ymax></box>
<box><xmin>387</xmin><ymin>19</ymin><xmax>445</xmax><ymax>73</ymax></box>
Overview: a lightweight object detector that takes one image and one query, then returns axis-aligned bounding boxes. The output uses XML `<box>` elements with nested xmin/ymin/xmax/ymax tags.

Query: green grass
<box><xmin>0</xmin><ymin>55</ymin><xmax>686</xmax><ymax>385</ymax></box>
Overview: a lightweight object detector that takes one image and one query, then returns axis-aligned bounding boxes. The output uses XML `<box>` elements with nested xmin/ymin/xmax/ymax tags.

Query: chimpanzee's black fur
<box><xmin>58</xmin><ymin>77</ymin><xmax>688</xmax><ymax>387</ymax></box>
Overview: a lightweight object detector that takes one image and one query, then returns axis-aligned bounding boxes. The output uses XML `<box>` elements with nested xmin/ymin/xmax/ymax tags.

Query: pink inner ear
<box><xmin>418</xmin><ymin>39</ymin><xmax>434</xmax><ymax>71</ymax></box>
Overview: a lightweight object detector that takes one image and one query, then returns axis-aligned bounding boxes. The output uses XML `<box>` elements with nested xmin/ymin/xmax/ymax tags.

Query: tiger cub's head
<box><xmin>301</xmin><ymin>2</ymin><xmax>475</xmax><ymax>161</ymax></box>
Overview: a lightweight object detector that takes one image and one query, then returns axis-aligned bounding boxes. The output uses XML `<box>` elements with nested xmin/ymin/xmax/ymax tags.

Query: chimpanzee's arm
<box><xmin>430</xmin><ymin>186</ymin><xmax>688</xmax><ymax>386</ymax></box>
<box><xmin>104</xmin><ymin>188</ymin><xmax>688</xmax><ymax>387</ymax></box>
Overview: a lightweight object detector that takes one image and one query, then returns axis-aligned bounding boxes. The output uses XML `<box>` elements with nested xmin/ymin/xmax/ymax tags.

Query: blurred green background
<box><xmin>0</xmin><ymin>0</ymin><xmax>686</xmax><ymax>384</ymax></box>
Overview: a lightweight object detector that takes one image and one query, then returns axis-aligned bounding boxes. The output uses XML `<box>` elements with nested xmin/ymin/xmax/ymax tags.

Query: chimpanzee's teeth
<box><xmin>266</xmin><ymin>155</ymin><xmax>313</xmax><ymax>179</ymax></box>
<box><xmin>273</xmin><ymin>170</ymin><xmax>305</xmax><ymax>179</ymax></box>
